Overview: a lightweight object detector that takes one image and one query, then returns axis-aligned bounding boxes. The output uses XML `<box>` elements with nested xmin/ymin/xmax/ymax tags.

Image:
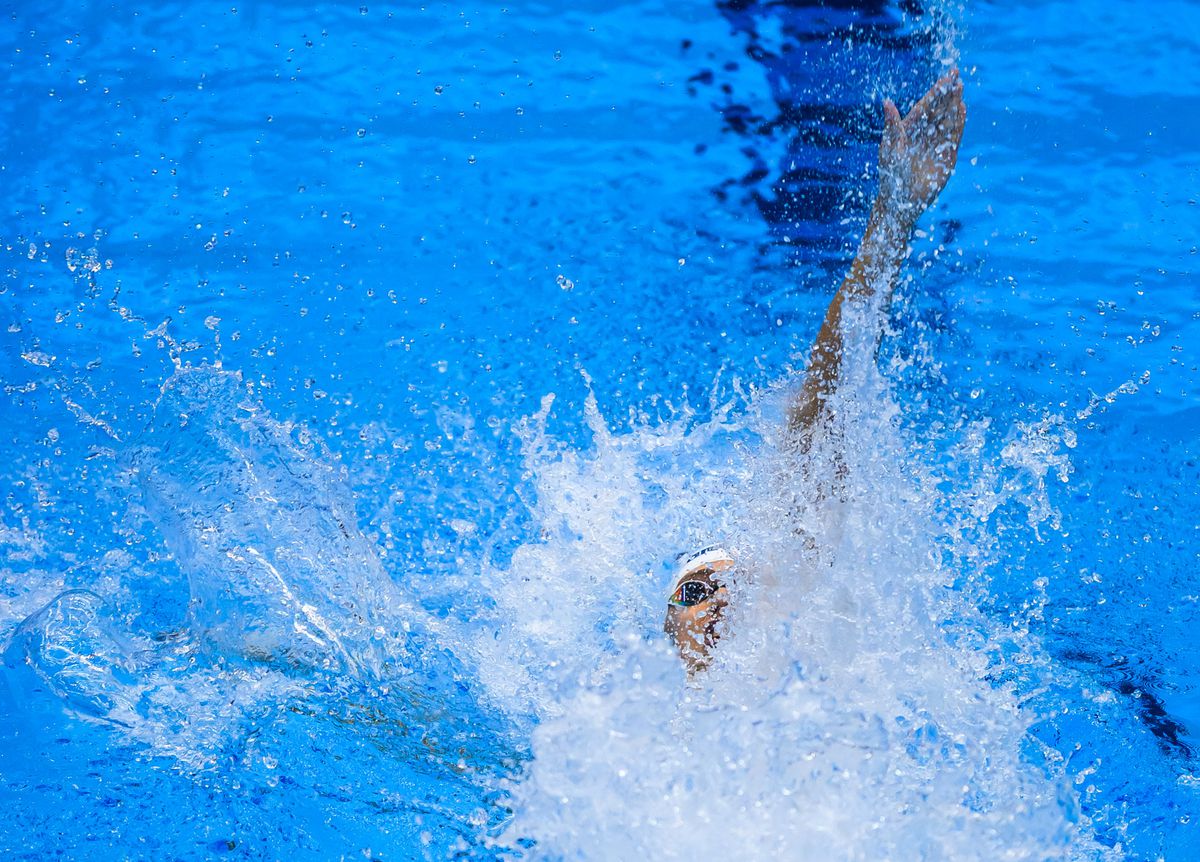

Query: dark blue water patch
<box><xmin>699</xmin><ymin>0</ymin><xmax>942</xmax><ymax>261</ymax></box>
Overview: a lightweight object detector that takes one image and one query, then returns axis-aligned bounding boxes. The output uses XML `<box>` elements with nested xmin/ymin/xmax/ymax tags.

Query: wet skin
<box><xmin>664</xmin><ymin>72</ymin><xmax>967</xmax><ymax>672</ymax></box>
<box><xmin>663</xmin><ymin>558</ymin><xmax>734</xmax><ymax>672</ymax></box>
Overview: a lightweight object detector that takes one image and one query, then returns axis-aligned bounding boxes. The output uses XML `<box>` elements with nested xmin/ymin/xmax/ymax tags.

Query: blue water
<box><xmin>2</xmin><ymin>1</ymin><xmax>1198</xmax><ymax>859</ymax></box>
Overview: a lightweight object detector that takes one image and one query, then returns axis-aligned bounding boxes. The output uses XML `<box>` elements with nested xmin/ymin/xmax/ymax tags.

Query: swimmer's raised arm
<box><xmin>787</xmin><ymin>69</ymin><xmax>966</xmax><ymax>447</ymax></box>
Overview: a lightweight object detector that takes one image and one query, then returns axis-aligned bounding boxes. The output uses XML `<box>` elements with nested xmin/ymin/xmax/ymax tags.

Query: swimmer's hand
<box><xmin>877</xmin><ymin>67</ymin><xmax>966</xmax><ymax>230</ymax></box>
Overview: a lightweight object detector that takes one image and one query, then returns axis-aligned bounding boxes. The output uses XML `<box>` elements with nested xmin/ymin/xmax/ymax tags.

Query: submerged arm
<box><xmin>787</xmin><ymin>68</ymin><xmax>966</xmax><ymax>446</ymax></box>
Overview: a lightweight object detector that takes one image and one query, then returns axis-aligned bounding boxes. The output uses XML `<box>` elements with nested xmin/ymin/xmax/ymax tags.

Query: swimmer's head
<box><xmin>663</xmin><ymin>545</ymin><xmax>734</xmax><ymax>672</ymax></box>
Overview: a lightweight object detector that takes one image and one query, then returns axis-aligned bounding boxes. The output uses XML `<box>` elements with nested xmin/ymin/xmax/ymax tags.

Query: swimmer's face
<box><xmin>663</xmin><ymin>558</ymin><xmax>733</xmax><ymax>672</ymax></box>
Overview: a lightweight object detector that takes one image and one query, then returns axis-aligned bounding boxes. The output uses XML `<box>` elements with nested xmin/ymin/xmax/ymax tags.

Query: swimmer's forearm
<box><xmin>786</xmin><ymin>198</ymin><xmax>911</xmax><ymax>439</ymax></box>
<box><xmin>785</xmin><ymin>69</ymin><xmax>964</xmax><ymax>447</ymax></box>
<box><xmin>843</xmin><ymin>198</ymin><xmax>912</xmax><ymax>301</ymax></box>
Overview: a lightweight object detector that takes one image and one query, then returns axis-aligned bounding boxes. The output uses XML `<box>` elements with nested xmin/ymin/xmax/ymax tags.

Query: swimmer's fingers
<box><xmin>933</xmin><ymin>71</ymin><xmax>967</xmax><ymax>154</ymax></box>
<box><xmin>926</xmin><ymin>72</ymin><xmax>966</xmax><ymax>179</ymax></box>
<box><xmin>943</xmin><ymin>94</ymin><xmax>966</xmax><ymax>171</ymax></box>
<box><xmin>908</xmin><ymin>68</ymin><xmax>961</xmax><ymax>121</ymax></box>
<box><xmin>883</xmin><ymin>98</ymin><xmax>903</xmax><ymax>130</ymax></box>
<box><xmin>904</xmin><ymin>68</ymin><xmax>964</xmax><ymax>149</ymax></box>
<box><xmin>882</xmin><ymin>98</ymin><xmax>904</xmax><ymax>146</ymax></box>
<box><xmin>876</xmin><ymin>98</ymin><xmax>909</xmax><ymax>212</ymax></box>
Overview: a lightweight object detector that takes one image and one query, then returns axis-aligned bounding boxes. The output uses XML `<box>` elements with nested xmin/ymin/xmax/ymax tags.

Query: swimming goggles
<box><xmin>668</xmin><ymin>577</ymin><xmax>720</xmax><ymax>608</ymax></box>
<box><xmin>666</xmin><ymin>544</ymin><xmax>733</xmax><ymax>607</ymax></box>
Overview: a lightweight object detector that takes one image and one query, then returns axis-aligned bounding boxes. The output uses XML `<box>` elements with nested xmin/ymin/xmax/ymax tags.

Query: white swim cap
<box><xmin>666</xmin><ymin>544</ymin><xmax>734</xmax><ymax>600</ymax></box>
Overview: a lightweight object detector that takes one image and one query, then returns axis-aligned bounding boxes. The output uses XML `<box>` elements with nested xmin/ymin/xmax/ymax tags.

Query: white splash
<box><xmin>469</xmin><ymin>350</ymin><xmax>1116</xmax><ymax>859</ymax></box>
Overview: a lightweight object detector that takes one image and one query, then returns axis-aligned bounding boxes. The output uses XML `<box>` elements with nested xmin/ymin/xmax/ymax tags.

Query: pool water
<box><xmin>2</xmin><ymin>1</ymin><xmax>1198</xmax><ymax>859</ymax></box>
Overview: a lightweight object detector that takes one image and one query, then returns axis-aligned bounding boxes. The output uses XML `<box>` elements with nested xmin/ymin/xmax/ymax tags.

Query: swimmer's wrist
<box><xmin>865</xmin><ymin>197</ymin><xmax>916</xmax><ymax>257</ymax></box>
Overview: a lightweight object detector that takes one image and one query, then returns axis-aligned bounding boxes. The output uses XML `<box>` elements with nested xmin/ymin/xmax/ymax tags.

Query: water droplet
<box><xmin>356</xmin><ymin>128</ymin><xmax>366</xmax><ymax>138</ymax></box>
<box><xmin>21</xmin><ymin>351</ymin><xmax>55</xmax><ymax>367</ymax></box>
<box><xmin>434</xmin><ymin>84</ymin><xmax>444</xmax><ymax>95</ymax></box>
<box><xmin>467</xmin><ymin>154</ymin><xmax>477</xmax><ymax>165</ymax></box>
<box><xmin>515</xmin><ymin>106</ymin><xmax>524</xmax><ymax>115</ymax></box>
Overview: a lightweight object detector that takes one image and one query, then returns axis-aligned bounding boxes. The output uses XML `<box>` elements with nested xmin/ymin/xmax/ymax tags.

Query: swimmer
<box><xmin>664</xmin><ymin>69</ymin><xmax>967</xmax><ymax>671</ymax></box>
<box><xmin>664</xmin><ymin>545</ymin><xmax>736</xmax><ymax>671</ymax></box>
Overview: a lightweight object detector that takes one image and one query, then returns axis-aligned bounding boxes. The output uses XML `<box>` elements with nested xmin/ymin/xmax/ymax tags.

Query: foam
<box><xmin>467</xmin><ymin>327</ymin><xmax>1115</xmax><ymax>859</ymax></box>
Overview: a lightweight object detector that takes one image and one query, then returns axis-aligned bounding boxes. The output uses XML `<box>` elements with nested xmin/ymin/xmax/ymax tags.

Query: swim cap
<box><xmin>666</xmin><ymin>544</ymin><xmax>734</xmax><ymax>600</ymax></box>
